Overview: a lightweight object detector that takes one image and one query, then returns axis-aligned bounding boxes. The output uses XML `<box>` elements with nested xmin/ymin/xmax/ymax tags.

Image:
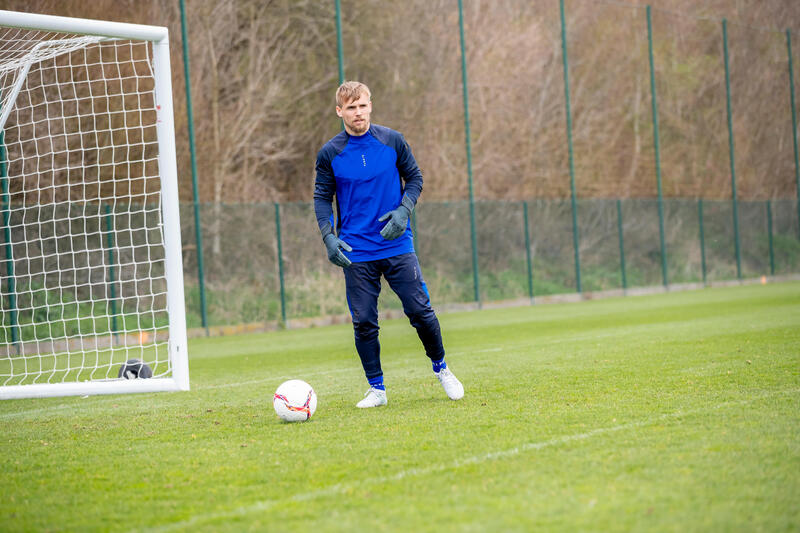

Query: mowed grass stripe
<box><xmin>144</xmin><ymin>387</ymin><xmax>799</xmax><ymax>533</ymax></box>
<box><xmin>2</xmin><ymin>302</ymin><xmax>788</xmax><ymax>422</ymax></box>
<box><xmin>0</xmin><ymin>282</ymin><xmax>798</xmax><ymax>532</ymax></box>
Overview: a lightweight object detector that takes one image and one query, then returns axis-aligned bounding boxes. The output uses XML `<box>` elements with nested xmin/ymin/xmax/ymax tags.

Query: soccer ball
<box><xmin>118</xmin><ymin>358</ymin><xmax>153</xmax><ymax>379</ymax></box>
<box><xmin>273</xmin><ymin>379</ymin><xmax>317</xmax><ymax>422</ymax></box>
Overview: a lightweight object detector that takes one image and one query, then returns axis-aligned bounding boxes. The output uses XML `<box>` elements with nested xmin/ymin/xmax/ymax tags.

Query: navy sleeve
<box><xmin>313</xmin><ymin>146</ymin><xmax>336</xmax><ymax>235</ymax></box>
<box><xmin>394</xmin><ymin>134</ymin><xmax>423</xmax><ymax>206</ymax></box>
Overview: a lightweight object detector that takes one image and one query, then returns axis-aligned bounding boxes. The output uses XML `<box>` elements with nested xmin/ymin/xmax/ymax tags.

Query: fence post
<box><xmin>698</xmin><ymin>198</ymin><xmax>707</xmax><ymax>285</ymax></box>
<box><xmin>457</xmin><ymin>0</ymin><xmax>480</xmax><ymax>305</ymax></box>
<box><xmin>787</xmin><ymin>29</ymin><xmax>800</xmax><ymax>240</ymax></box>
<box><xmin>767</xmin><ymin>200</ymin><xmax>775</xmax><ymax>276</ymax></box>
<box><xmin>274</xmin><ymin>203</ymin><xmax>287</xmax><ymax>326</ymax></box>
<box><xmin>722</xmin><ymin>19</ymin><xmax>742</xmax><ymax>280</ymax></box>
<box><xmin>179</xmin><ymin>0</ymin><xmax>209</xmax><ymax>335</ymax></box>
<box><xmin>559</xmin><ymin>0</ymin><xmax>582</xmax><ymax>294</ymax></box>
<box><xmin>1</xmin><ymin>128</ymin><xmax>19</xmax><ymax>347</ymax></box>
<box><xmin>104</xmin><ymin>204</ymin><xmax>119</xmax><ymax>339</ymax></box>
<box><xmin>335</xmin><ymin>0</ymin><xmax>345</xmax><ymax>85</ymax></box>
<box><xmin>616</xmin><ymin>199</ymin><xmax>627</xmax><ymax>291</ymax></box>
<box><xmin>647</xmin><ymin>6</ymin><xmax>668</xmax><ymax>288</ymax></box>
<box><xmin>523</xmin><ymin>201</ymin><xmax>534</xmax><ymax>303</ymax></box>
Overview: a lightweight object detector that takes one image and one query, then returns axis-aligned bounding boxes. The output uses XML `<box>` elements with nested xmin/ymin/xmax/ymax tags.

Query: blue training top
<box><xmin>314</xmin><ymin>124</ymin><xmax>423</xmax><ymax>263</ymax></box>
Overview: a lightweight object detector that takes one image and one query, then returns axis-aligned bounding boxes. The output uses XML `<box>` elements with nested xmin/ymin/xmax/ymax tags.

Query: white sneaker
<box><xmin>436</xmin><ymin>367</ymin><xmax>464</xmax><ymax>400</ymax></box>
<box><xmin>356</xmin><ymin>387</ymin><xmax>387</xmax><ymax>408</ymax></box>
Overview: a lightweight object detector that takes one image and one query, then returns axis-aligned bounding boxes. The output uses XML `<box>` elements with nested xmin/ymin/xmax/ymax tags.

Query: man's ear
<box><xmin>335</xmin><ymin>106</ymin><xmax>343</xmax><ymax>118</ymax></box>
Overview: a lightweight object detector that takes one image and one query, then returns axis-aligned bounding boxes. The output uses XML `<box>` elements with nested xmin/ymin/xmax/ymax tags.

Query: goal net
<box><xmin>0</xmin><ymin>11</ymin><xmax>189</xmax><ymax>399</ymax></box>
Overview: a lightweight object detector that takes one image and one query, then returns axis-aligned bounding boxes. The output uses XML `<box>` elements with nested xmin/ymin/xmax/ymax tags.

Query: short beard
<box><xmin>348</xmin><ymin>120</ymin><xmax>368</xmax><ymax>135</ymax></box>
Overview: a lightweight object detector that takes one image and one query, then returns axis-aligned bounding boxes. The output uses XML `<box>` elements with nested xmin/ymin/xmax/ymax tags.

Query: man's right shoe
<box><xmin>436</xmin><ymin>367</ymin><xmax>464</xmax><ymax>400</ymax></box>
<box><xmin>356</xmin><ymin>387</ymin><xmax>387</xmax><ymax>408</ymax></box>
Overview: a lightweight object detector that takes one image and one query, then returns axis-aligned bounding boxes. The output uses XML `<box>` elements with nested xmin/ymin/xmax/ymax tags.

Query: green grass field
<box><xmin>2</xmin><ymin>282</ymin><xmax>799</xmax><ymax>532</ymax></box>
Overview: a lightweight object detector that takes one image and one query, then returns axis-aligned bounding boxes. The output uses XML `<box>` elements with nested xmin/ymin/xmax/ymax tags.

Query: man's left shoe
<box><xmin>356</xmin><ymin>387</ymin><xmax>388</xmax><ymax>408</ymax></box>
<box><xmin>436</xmin><ymin>367</ymin><xmax>464</xmax><ymax>400</ymax></box>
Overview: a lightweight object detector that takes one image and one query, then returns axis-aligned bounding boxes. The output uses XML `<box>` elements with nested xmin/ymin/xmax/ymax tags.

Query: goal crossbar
<box><xmin>0</xmin><ymin>10</ymin><xmax>168</xmax><ymax>42</ymax></box>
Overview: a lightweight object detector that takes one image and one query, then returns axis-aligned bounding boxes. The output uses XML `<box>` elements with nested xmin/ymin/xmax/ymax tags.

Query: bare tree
<box><xmin>11</xmin><ymin>0</ymin><xmax>800</xmax><ymax>204</ymax></box>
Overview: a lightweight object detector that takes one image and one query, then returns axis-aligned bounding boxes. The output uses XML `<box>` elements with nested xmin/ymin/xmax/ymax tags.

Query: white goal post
<box><xmin>0</xmin><ymin>10</ymin><xmax>189</xmax><ymax>399</ymax></box>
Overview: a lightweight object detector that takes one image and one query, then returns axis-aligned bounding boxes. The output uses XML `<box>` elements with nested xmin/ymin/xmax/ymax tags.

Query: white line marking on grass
<box><xmin>200</xmin><ymin>367</ymin><xmax>356</xmax><ymax>390</ymax></box>
<box><xmin>0</xmin><ymin>353</ymin><xmax>428</xmax><ymax>419</ymax></box>
<box><xmin>141</xmin><ymin>387</ymin><xmax>799</xmax><ymax>533</ymax></box>
<box><xmin>0</xmin><ymin>351</ymin><xmax>433</xmax><ymax>419</ymax></box>
<box><xmin>0</xmin><ymin>344</ymin><xmax>549</xmax><ymax>421</ymax></box>
<box><xmin>0</xmin><ymin>403</ymin><xmax>76</xmax><ymax>419</ymax></box>
<box><xmin>199</xmin><ymin>347</ymin><xmax>503</xmax><ymax>391</ymax></box>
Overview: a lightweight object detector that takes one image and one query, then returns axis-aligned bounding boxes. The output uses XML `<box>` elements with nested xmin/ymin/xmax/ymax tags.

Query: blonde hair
<box><xmin>336</xmin><ymin>81</ymin><xmax>371</xmax><ymax>107</ymax></box>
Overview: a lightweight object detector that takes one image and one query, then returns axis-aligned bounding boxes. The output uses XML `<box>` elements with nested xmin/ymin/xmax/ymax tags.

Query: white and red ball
<box><xmin>273</xmin><ymin>379</ymin><xmax>317</xmax><ymax>422</ymax></box>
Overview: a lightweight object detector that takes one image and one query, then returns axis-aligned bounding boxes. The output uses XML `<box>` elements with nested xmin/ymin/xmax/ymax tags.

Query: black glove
<box><xmin>322</xmin><ymin>229</ymin><xmax>352</xmax><ymax>268</ymax></box>
<box><xmin>378</xmin><ymin>195</ymin><xmax>414</xmax><ymax>240</ymax></box>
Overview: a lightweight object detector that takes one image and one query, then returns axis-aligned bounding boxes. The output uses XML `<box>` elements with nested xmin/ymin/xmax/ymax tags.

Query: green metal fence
<box><xmin>5</xmin><ymin>195</ymin><xmax>794</xmax><ymax>340</ymax></box>
<box><xmin>172</xmin><ymin>198</ymin><xmax>800</xmax><ymax>330</ymax></box>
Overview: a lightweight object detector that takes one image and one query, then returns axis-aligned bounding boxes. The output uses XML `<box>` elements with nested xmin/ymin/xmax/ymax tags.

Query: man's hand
<box><xmin>378</xmin><ymin>195</ymin><xmax>414</xmax><ymax>240</ymax></box>
<box><xmin>323</xmin><ymin>233</ymin><xmax>352</xmax><ymax>268</ymax></box>
<box><xmin>378</xmin><ymin>206</ymin><xmax>409</xmax><ymax>240</ymax></box>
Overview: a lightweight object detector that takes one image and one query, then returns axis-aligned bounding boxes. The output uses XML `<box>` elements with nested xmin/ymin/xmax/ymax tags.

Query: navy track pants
<box><xmin>343</xmin><ymin>252</ymin><xmax>444</xmax><ymax>380</ymax></box>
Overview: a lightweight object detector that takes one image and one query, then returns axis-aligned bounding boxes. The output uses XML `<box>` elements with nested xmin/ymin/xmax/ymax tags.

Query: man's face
<box><xmin>336</xmin><ymin>92</ymin><xmax>371</xmax><ymax>135</ymax></box>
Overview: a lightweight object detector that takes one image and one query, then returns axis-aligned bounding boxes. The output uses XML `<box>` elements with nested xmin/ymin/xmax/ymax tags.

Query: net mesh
<box><xmin>0</xmin><ymin>26</ymin><xmax>170</xmax><ymax>386</ymax></box>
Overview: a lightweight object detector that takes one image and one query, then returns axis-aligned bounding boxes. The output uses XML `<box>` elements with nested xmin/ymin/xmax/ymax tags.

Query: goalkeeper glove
<box><xmin>378</xmin><ymin>195</ymin><xmax>415</xmax><ymax>240</ymax></box>
<box><xmin>321</xmin><ymin>227</ymin><xmax>352</xmax><ymax>268</ymax></box>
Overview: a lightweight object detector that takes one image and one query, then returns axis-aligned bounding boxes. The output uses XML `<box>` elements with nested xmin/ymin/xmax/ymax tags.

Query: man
<box><xmin>314</xmin><ymin>81</ymin><xmax>464</xmax><ymax>408</ymax></box>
